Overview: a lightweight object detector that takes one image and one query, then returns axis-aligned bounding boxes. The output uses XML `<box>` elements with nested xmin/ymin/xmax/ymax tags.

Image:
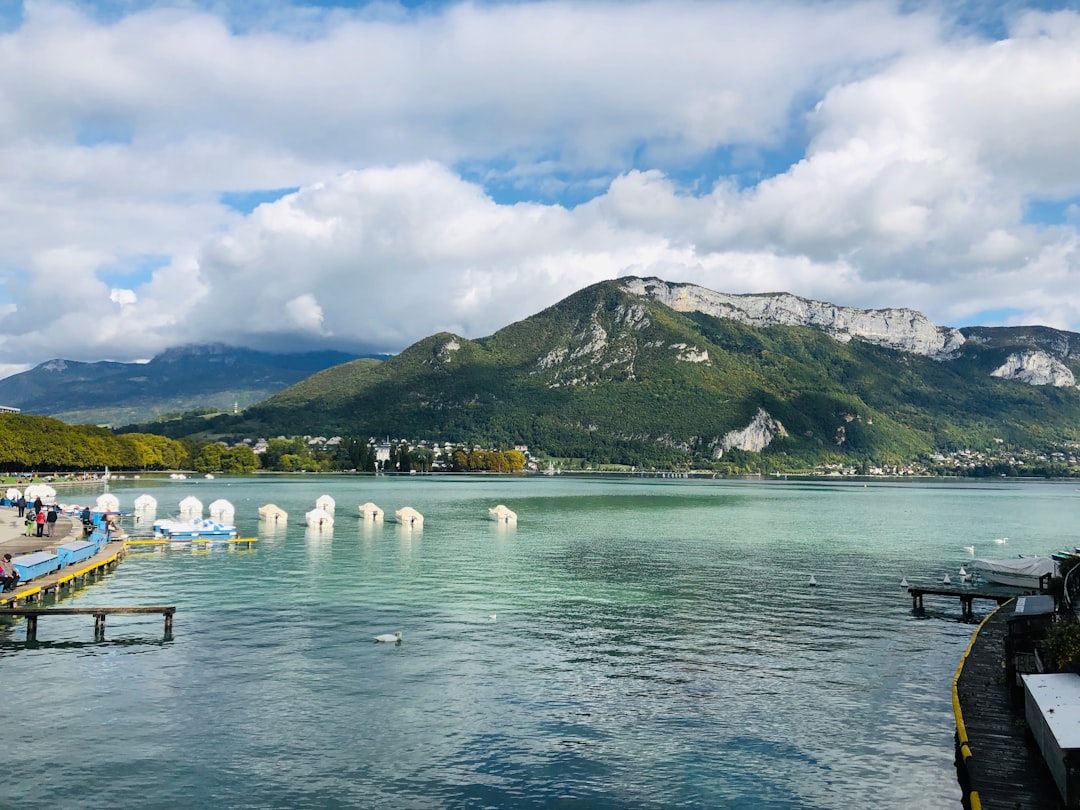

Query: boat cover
<box><xmin>972</xmin><ymin>556</ymin><xmax>1057</xmax><ymax>579</ymax></box>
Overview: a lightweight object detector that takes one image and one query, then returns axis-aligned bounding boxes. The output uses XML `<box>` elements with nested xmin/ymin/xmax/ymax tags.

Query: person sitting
<box><xmin>0</xmin><ymin>554</ymin><xmax>20</xmax><ymax>592</ymax></box>
<box><xmin>80</xmin><ymin>506</ymin><xmax>93</xmax><ymax>532</ymax></box>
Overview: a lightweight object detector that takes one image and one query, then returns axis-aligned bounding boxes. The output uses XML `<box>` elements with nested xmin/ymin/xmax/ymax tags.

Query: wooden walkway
<box><xmin>0</xmin><ymin>542</ymin><xmax>125</xmax><ymax>607</ymax></box>
<box><xmin>909</xmin><ymin>584</ymin><xmax>1020</xmax><ymax>619</ymax></box>
<box><xmin>954</xmin><ymin>602</ymin><xmax>1065</xmax><ymax>809</ymax></box>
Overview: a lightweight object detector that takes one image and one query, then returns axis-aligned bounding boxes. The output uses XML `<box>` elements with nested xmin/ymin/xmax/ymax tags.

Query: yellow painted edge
<box><xmin>952</xmin><ymin>599</ymin><xmax>1010</xmax><ymax>810</ymax></box>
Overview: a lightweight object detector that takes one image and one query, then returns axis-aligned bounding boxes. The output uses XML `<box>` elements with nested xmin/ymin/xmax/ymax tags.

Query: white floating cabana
<box><xmin>358</xmin><ymin>502</ymin><xmax>384</xmax><ymax>521</ymax></box>
<box><xmin>395</xmin><ymin>506</ymin><xmax>424</xmax><ymax>527</ymax></box>
<box><xmin>315</xmin><ymin>494</ymin><xmax>336</xmax><ymax>513</ymax></box>
<box><xmin>96</xmin><ymin>493</ymin><xmax>120</xmax><ymax>512</ymax></box>
<box><xmin>488</xmin><ymin>504</ymin><xmax>518</xmax><ymax>524</ymax></box>
<box><xmin>24</xmin><ymin>484</ymin><xmax>57</xmax><ymax>503</ymax></box>
<box><xmin>133</xmin><ymin>494</ymin><xmax>158</xmax><ymax>511</ymax></box>
<box><xmin>178</xmin><ymin>496</ymin><xmax>203</xmax><ymax>516</ymax></box>
<box><xmin>209</xmin><ymin>499</ymin><xmax>235</xmax><ymax>520</ymax></box>
<box><xmin>305</xmin><ymin>508</ymin><xmax>334</xmax><ymax>528</ymax></box>
<box><xmin>258</xmin><ymin>504</ymin><xmax>288</xmax><ymax>522</ymax></box>
<box><xmin>5</xmin><ymin>487</ymin><xmax>20</xmax><ymax>501</ymax></box>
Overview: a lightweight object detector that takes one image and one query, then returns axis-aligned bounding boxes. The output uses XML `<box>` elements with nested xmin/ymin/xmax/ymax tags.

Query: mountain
<box><xmin>0</xmin><ymin>344</ymin><xmax>363</xmax><ymax>426</ymax></box>
<box><xmin>126</xmin><ymin>278</ymin><xmax>1080</xmax><ymax>470</ymax></box>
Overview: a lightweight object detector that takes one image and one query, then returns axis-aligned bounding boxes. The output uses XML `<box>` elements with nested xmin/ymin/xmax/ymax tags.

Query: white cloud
<box><xmin>0</xmin><ymin>1</ymin><xmax>1079</xmax><ymax>370</ymax></box>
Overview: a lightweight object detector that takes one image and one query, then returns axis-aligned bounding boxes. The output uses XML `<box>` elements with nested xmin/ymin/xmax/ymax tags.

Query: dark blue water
<box><xmin>3</xmin><ymin>476</ymin><xmax>1077</xmax><ymax>808</ymax></box>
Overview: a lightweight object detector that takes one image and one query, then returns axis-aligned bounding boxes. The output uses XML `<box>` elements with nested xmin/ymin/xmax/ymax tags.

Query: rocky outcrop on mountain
<box><xmin>623</xmin><ymin>277</ymin><xmax>966</xmax><ymax>359</ymax></box>
<box><xmin>712</xmin><ymin>408</ymin><xmax>788</xmax><ymax>458</ymax></box>
<box><xmin>991</xmin><ymin>351</ymin><xmax>1077</xmax><ymax>387</ymax></box>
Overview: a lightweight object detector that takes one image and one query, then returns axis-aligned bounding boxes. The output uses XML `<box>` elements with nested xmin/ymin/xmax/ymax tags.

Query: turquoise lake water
<box><xmin>3</xmin><ymin>475</ymin><xmax>1079</xmax><ymax>809</ymax></box>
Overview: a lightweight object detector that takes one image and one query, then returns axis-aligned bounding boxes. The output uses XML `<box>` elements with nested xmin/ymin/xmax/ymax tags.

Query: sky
<box><xmin>1</xmin><ymin>0</ymin><xmax>1079</xmax><ymax>376</ymax></box>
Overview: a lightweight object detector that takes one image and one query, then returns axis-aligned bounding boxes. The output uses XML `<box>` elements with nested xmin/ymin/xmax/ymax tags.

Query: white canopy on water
<box><xmin>305</xmin><ymin>508</ymin><xmax>334</xmax><ymax>528</ymax></box>
<box><xmin>5</xmin><ymin>487</ymin><xmax>20</xmax><ymax>500</ymax></box>
<box><xmin>258</xmin><ymin>504</ymin><xmax>288</xmax><ymax>521</ymax></box>
<box><xmin>96</xmin><ymin>493</ymin><xmax>120</xmax><ymax>512</ymax></box>
<box><xmin>358</xmin><ymin>502</ymin><xmax>384</xmax><ymax>520</ymax></box>
<box><xmin>133</xmin><ymin>494</ymin><xmax>158</xmax><ymax>511</ymax></box>
<box><xmin>178</xmin><ymin>496</ymin><xmax>203</xmax><ymax>515</ymax></box>
<box><xmin>315</xmin><ymin>494</ymin><xmax>336</xmax><ymax>513</ymax></box>
<box><xmin>24</xmin><ymin>483</ymin><xmax>57</xmax><ymax>503</ymax></box>
<box><xmin>209</xmin><ymin>499</ymin><xmax>235</xmax><ymax>519</ymax></box>
<box><xmin>488</xmin><ymin>504</ymin><xmax>517</xmax><ymax>523</ymax></box>
<box><xmin>395</xmin><ymin>506</ymin><xmax>423</xmax><ymax>527</ymax></box>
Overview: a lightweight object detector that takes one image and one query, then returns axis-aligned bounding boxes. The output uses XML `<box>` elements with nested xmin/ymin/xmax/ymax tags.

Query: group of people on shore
<box><xmin>14</xmin><ymin>495</ymin><xmax>59</xmax><ymax>538</ymax></box>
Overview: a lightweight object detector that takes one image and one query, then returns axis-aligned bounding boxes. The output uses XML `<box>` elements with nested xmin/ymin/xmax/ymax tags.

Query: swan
<box><xmin>963</xmin><ymin>545</ymin><xmax>975</xmax><ymax>555</ymax></box>
<box><xmin>489</xmin><ymin>614</ymin><xmax>497</xmax><ymax>621</ymax></box>
<box><xmin>993</xmin><ymin>537</ymin><xmax>1008</xmax><ymax>544</ymax></box>
<box><xmin>375</xmin><ymin>631</ymin><xmax>402</xmax><ymax>643</ymax></box>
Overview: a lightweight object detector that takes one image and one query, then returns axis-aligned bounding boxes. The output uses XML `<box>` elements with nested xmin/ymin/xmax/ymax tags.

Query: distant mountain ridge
<box><xmin>0</xmin><ymin>343</ymin><xmax>363</xmax><ymax>425</ymax></box>
<box><xmin>138</xmin><ymin>277</ymin><xmax>1080</xmax><ymax>470</ymax></box>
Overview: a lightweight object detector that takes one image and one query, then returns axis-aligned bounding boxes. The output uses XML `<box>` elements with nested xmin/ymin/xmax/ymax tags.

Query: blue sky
<box><xmin>1</xmin><ymin>0</ymin><xmax>1079</xmax><ymax>375</ymax></box>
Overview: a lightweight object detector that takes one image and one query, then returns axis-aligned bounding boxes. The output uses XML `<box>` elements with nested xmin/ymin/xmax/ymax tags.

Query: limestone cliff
<box><xmin>712</xmin><ymin>408</ymin><xmax>788</xmax><ymax>458</ymax></box>
<box><xmin>622</xmin><ymin>277</ymin><xmax>966</xmax><ymax>359</ymax></box>
<box><xmin>991</xmin><ymin>351</ymin><xmax>1077</xmax><ymax>387</ymax></box>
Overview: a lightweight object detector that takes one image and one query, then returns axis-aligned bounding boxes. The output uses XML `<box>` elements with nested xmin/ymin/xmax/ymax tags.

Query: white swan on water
<box><xmin>963</xmin><ymin>545</ymin><xmax>975</xmax><ymax>555</ymax></box>
<box><xmin>993</xmin><ymin>537</ymin><xmax>1008</xmax><ymax>544</ymax></box>
<box><xmin>375</xmin><ymin>631</ymin><xmax>402</xmax><ymax>643</ymax></box>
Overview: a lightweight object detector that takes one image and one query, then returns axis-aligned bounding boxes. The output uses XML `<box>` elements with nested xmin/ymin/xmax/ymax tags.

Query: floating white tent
<box><xmin>305</xmin><ymin>508</ymin><xmax>334</xmax><ymax>528</ymax></box>
<box><xmin>315</xmin><ymin>494</ymin><xmax>336</xmax><ymax>513</ymax></box>
<box><xmin>178</xmin><ymin>496</ymin><xmax>203</xmax><ymax>516</ymax></box>
<box><xmin>488</xmin><ymin>504</ymin><xmax>517</xmax><ymax>524</ymax></box>
<box><xmin>395</xmin><ymin>506</ymin><xmax>423</xmax><ymax>527</ymax></box>
<box><xmin>96</xmin><ymin>493</ymin><xmax>120</xmax><ymax>512</ymax></box>
<box><xmin>209</xmin><ymin>499</ymin><xmax>235</xmax><ymax>519</ymax></box>
<box><xmin>258</xmin><ymin>504</ymin><xmax>288</xmax><ymax>522</ymax></box>
<box><xmin>133</xmin><ymin>494</ymin><xmax>158</xmax><ymax>511</ymax></box>
<box><xmin>5</xmin><ymin>487</ymin><xmax>20</xmax><ymax>500</ymax></box>
<box><xmin>358</xmin><ymin>502</ymin><xmax>384</xmax><ymax>521</ymax></box>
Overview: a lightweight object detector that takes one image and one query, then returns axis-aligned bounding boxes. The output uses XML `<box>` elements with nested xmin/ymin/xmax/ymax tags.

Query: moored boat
<box><xmin>153</xmin><ymin>518</ymin><xmax>238</xmax><ymax>540</ymax></box>
<box><xmin>970</xmin><ymin>556</ymin><xmax>1057</xmax><ymax>588</ymax></box>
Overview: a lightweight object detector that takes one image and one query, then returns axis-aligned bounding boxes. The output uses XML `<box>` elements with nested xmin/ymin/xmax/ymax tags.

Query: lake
<box><xmin>3</xmin><ymin>475</ymin><xmax>1078</xmax><ymax>809</ymax></box>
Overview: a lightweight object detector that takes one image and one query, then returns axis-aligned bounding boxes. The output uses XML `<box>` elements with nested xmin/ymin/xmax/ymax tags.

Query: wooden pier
<box><xmin>909</xmin><ymin>584</ymin><xmax>1026</xmax><ymax>620</ymax></box>
<box><xmin>953</xmin><ymin>602</ymin><xmax>1064</xmax><ymax>809</ymax></box>
<box><xmin>0</xmin><ymin>544</ymin><xmax>124</xmax><ymax>607</ymax></box>
<box><xmin>0</xmin><ymin>606</ymin><xmax>176</xmax><ymax>641</ymax></box>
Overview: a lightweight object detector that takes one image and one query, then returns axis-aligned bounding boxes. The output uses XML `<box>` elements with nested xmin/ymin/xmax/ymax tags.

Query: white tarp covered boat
<box><xmin>258</xmin><ymin>504</ymin><xmax>288</xmax><ymax>522</ymax></box>
<box><xmin>305</xmin><ymin>508</ymin><xmax>334</xmax><ymax>528</ymax></box>
<box><xmin>209</xmin><ymin>499</ymin><xmax>235</xmax><ymax>519</ymax></box>
<box><xmin>178</xmin><ymin>496</ymin><xmax>203</xmax><ymax>515</ymax></box>
<box><xmin>971</xmin><ymin>556</ymin><xmax>1057</xmax><ymax>588</ymax></box>
<box><xmin>359</xmin><ymin>502</ymin><xmax>384</xmax><ymax>521</ymax></box>
<box><xmin>133</xmin><ymin>494</ymin><xmax>158</xmax><ymax>511</ymax></box>
<box><xmin>96</xmin><ymin>493</ymin><xmax>120</xmax><ymax>512</ymax></box>
<box><xmin>488</xmin><ymin>504</ymin><xmax>517</xmax><ymax>523</ymax></box>
<box><xmin>395</xmin><ymin>506</ymin><xmax>423</xmax><ymax>527</ymax></box>
<box><xmin>24</xmin><ymin>484</ymin><xmax>57</xmax><ymax>503</ymax></box>
<box><xmin>315</xmin><ymin>494</ymin><xmax>336</xmax><ymax>513</ymax></box>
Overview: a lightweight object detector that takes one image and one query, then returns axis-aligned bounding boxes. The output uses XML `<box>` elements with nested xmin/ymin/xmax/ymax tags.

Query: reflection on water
<box><xmin>5</xmin><ymin>475</ymin><xmax>1080</xmax><ymax>808</ymax></box>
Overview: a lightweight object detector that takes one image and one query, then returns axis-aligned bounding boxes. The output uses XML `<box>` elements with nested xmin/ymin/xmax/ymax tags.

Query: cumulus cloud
<box><xmin>0</xmin><ymin>1</ymin><xmax>1079</xmax><ymax>370</ymax></box>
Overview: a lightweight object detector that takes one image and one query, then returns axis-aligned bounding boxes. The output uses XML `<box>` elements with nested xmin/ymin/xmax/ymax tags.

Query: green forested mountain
<box><xmin>127</xmin><ymin>278</ymin><xmax>1080</xmax><ymax>470</ymax></box>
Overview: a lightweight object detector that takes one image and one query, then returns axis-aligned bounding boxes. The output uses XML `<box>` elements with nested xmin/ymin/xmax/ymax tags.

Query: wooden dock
<box><xmin>0</xmin><ymin>543</ymin><xmax>124</xmax><ymax>607</ymax></box>
<box><xmin>953</xmin><ymin>601</ymin><xmax>1065</xmax><ymax>809</ymax></box>
<box><xmin>909</xmin><ymin>584</ymin><xmax>1028</xmax><ymax>620</ymax></box>
<box><xmin>0</xmin><ymin>605</ymin><xmax>176</xmax><ymax>641</ymax></box>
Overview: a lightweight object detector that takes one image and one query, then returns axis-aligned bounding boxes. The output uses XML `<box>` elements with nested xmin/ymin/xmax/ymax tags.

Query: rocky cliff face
<box><xmin>712</xmin><ymin>408</ymin><xmax>788</xmax><ymax>458</ymax></box>
<box><xmin>991</xmin><ymin>351</ymin><xmax>1078</xmax><ymax>387</ymax></box>
<box><xmin>623</xmin><ymin>277</ymin><xmax>966</xmax><ymax>359</ymax></box>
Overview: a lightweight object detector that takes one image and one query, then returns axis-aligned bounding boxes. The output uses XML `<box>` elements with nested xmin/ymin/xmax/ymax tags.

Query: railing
<box><xmin>1063</xmin><ymin>562</ymin><xmax>1080</xmax><ymax>616</ymax></box>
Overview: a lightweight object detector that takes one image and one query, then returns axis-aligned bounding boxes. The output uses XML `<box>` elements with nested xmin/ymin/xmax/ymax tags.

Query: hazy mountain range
<box><xmin>0</xmin><ymin>343</ymin><xmax>361</xmax><ymax>426</ymax></box>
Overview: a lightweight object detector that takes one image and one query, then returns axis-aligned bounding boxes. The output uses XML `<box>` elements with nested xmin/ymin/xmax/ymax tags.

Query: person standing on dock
<box><xmin>35</xmin><ymin>508</ymin><xmax>45</xmax><ymax>537</ymax></box>
<box><xmin>46</xmin><ymin>507</ymin><xmax>58</xmax><ymax>537</ymax></box>
<box><xmin>16</xmin><ymin>495</ymin><xmax>25</xmax><ymax>517</ymax></box>
<box><xmin>24</xmin><ymin>512</ymin><xmax>34</xmax><ymax>536</ymax></box>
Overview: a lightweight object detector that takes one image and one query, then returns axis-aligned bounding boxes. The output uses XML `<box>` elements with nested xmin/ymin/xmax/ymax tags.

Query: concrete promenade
<box><xmin>0</xmin><ymin>504</ymin><xmax>75</xmax><ymax>556</ymax></box>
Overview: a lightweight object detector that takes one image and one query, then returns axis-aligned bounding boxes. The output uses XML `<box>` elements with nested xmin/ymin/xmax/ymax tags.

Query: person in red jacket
<box><xmin>35</xmin><ymin>509</ymin><xmax>46</xmax><ymax>537</ymax></box>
